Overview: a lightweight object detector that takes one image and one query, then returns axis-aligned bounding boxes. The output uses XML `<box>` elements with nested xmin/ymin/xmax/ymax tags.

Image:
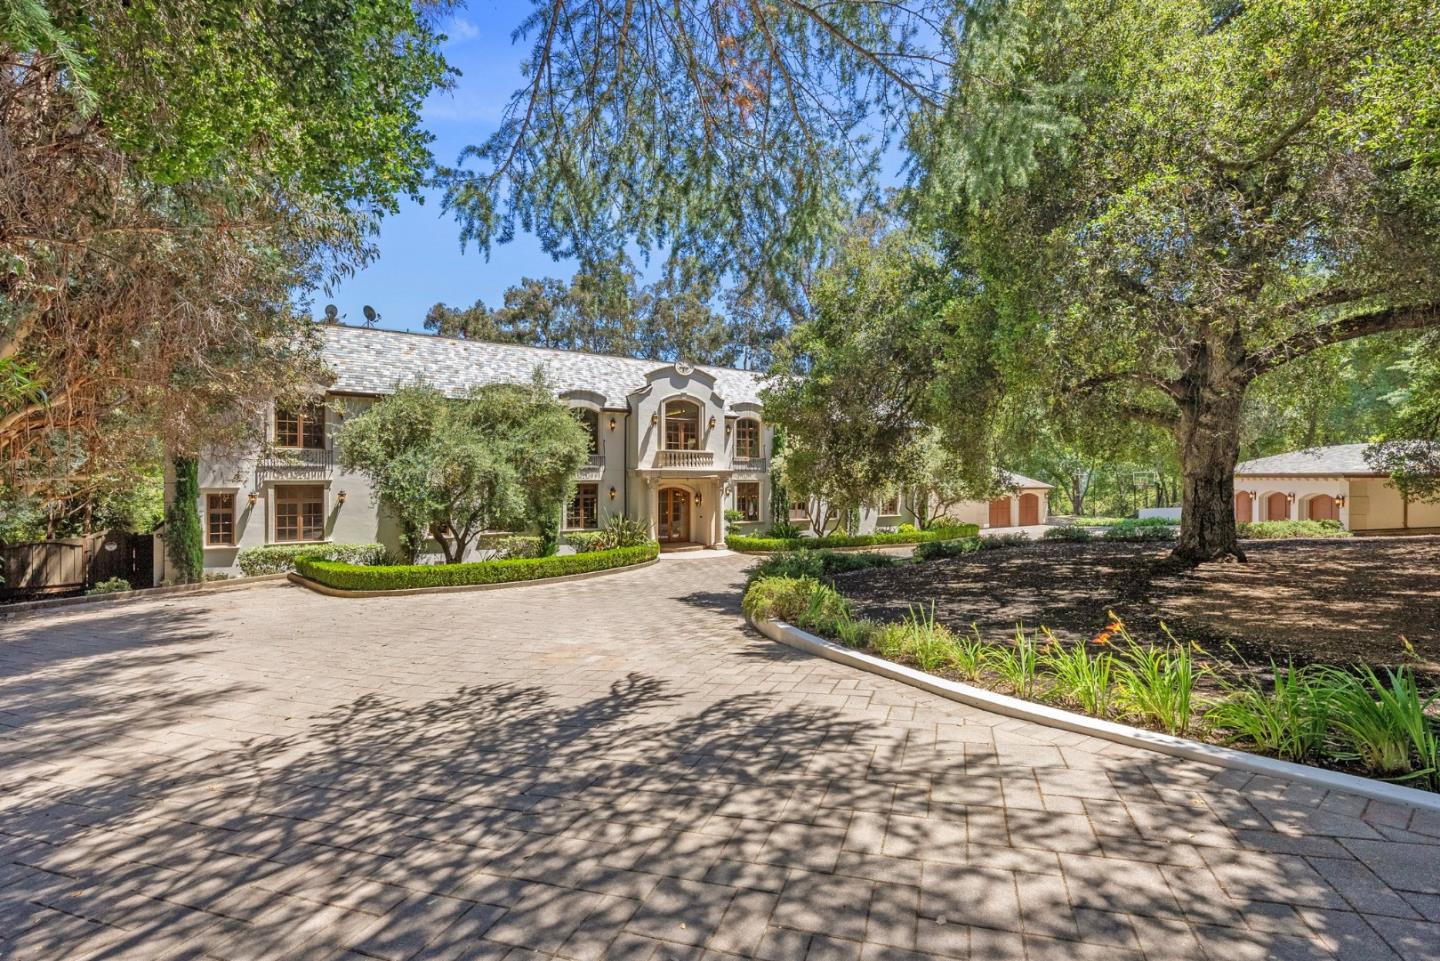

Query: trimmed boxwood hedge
<box><xmin>294</xmin><ymin>542</ymin><xmax>659</xmax><ymax>592</ymax></box>
<box><xmin>725</xmin><ymin>524</ymin><xmax>979</xmax><ymax>554</ymax></box>
<box><xmin>237</xmin><ymin>542</ymin><xmax>387</xmax><ymax>575</ymax></box>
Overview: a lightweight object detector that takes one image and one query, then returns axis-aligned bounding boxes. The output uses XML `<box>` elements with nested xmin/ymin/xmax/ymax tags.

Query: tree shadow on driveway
<box><xmin>2</xmin><ymin>649</ymin><xmax>1432</xmax><ymax>960</ymax></box>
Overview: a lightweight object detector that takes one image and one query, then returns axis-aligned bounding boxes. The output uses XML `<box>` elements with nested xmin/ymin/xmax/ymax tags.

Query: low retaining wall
<box><xmin>749</xmin><ymin>616</ymin><xmax>1440</xmax><ymax>814</ymax></box>
<box><xmin>0</xmin><ymin>573</ymin><xmax>287</xmax><ymax>619</ymax></box>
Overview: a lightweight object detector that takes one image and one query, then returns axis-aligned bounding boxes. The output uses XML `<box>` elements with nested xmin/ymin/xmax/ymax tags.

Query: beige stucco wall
<box><xmin>1234</xmin><ymin>473</ymin><xmax>1440</xmax><ymax>531</ymax></box>
<box><xmin>197</xmin><ymin>366</ymin><xmax>774</xmax><ymax>570</ymax></box>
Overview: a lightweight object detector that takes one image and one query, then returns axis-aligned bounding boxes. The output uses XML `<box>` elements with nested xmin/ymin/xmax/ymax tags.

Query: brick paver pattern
<box><xmin>2</xmin><ymin>554</ymin><xmax>1438</xmax><ymax>961</ymax></box>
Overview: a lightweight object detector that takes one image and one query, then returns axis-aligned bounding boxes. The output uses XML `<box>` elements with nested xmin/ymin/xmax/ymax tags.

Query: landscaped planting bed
<box><xmin>725</xmin><ymin>523</ymin><xmax>979</xmax><ymax>553</ymax></box>
<box><xmin>743</xmin><ymin>569</ymin><xmax>1440</xmax><ymax>793</ymax></box>
<box><xmin>295</xmin><ymin>542</ymin><xmax>658</xmax><ymax>591</ymax></box>
<box><xmin>832</xmin><ymin>535</ymin><xmax>1440</xmax><ymax>676</ymax></box>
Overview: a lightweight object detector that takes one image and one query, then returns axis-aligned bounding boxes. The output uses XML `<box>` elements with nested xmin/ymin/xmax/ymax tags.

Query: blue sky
<box><xmin>322</xmin><ymin>2</ymin><xmax>580</xmax><ymax>333</ymax></box>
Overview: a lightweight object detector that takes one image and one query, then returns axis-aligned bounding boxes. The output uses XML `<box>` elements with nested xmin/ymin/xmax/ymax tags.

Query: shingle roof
<box><xmin>321</xmin><ymin>324</ymin><xmax>766</xmax><ymax>410</ymax></box>
<box><xmin>1234</xmin><ymin>444</ymin><xmax>1382</xmax><ymax>477</ymax></box>
<box><xmin>1004</xmin><ymin>471</ymin><xmax>1053</xmax><ymax>490</ymax></box>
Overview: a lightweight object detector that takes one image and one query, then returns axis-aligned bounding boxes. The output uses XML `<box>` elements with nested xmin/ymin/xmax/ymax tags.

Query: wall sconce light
<box><xmin>609</xmin><ymin>486</ymin><xmax>617</xmax><ymax>500</ymax></box>
<box><xmin>694</xmin><ymin>492</ymin><xmax>703</xmax><ymax>507</ymax></box>
<box><xmin>1286</xmin><ymin>492</ymin><xmax>1295</xmax><ymax>504</ymax></box>
<box><xmin>247</xmin><ymin>491</ymin><xmax>258</xmax><ymax>507</ymax></box>
<box><xmin>708</xmin><ymin>415</ymin><xmax>717</xmax><ymax>430</ymax></box>
<box><xmin>1336</xmin><ymin>495</ymin><xmax>1347</xmax><ymax>509</ymax></box>
<box><xmin>608</xmin><ymin>416</ymin><xmax>617</xmax><ymax>430</ymax></box>
<box><xmin>651</xmin><ymin>412</ymin><xmax>659</xmax><ymax>426</ymax></box>
<box><xmin>337</xmin><ymin>490</ymin><xmax>348</xmax><ymax>505</ymax></box>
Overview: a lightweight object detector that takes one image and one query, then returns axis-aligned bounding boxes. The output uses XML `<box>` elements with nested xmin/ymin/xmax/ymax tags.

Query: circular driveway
<box><xmin>1</xmin><ymin>553</ymin><xmax>1437</xmax><ymax>960</ymax></box>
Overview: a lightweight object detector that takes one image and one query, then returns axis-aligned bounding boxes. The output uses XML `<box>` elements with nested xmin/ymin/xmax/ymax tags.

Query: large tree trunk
<box><xmin>1172</xmin><ymin>344</ymin><xmax>1249</xmax><ymax>565</ymax></box>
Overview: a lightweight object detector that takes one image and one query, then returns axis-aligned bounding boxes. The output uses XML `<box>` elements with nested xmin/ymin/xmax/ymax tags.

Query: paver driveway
<box><xmin>2</xmin><ymin>554</ymin><xmax>1438</xmax><ymax>961</ymax></box>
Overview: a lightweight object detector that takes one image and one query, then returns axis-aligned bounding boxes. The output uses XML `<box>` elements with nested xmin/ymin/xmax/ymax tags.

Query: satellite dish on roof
<box><xmin>362</xmin><ymin>305</ymin><xmax>379</xmax><ymax>328</ymax></box>
<box><xmin>323</xmin><ymin>304</ymin><xmax>339</xmax><ymax>324</ymax></box>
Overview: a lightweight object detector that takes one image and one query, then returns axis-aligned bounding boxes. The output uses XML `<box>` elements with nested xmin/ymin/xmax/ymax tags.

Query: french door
<box><xmin>658</xmin><ymin>488</ymin><xmax>690</xmax><ymax>543</ymax></box>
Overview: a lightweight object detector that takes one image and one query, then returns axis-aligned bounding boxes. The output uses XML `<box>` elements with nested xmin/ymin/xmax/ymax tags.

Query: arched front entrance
<box><xmin>988</xmin><ymin>498</ymin><xmax>1011</xmax><ymax>528</ymax></box>
<box><xmin>657</xmin><ymin>487</ymin><xmax>691</xmax><ymax>543</ymax></box>
<box><xmin>1233</xmin><ymin>491</ymin><xmax>1253</xmax><ymax>524</ymax></box>
<box><xmin>1308</xmin><ymin>494</ymin><xmax>1339</xmax><ymax>522</ymax></box>
<box><xmin>1018</xmin><ymin>492</ymin><xmax>1040</xmax><ymax>526</ymax></box>
<box><xmin>1265</xmin><ymin>492</ymin><xmax>1290</xmax><ymax>521</ymax></box>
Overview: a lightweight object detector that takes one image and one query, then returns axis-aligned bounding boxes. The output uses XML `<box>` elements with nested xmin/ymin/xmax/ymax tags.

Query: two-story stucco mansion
<box><xmin>193</xmin><ymin>324</ymin><xmax>1051</xmax><ymax>574</ymax></box>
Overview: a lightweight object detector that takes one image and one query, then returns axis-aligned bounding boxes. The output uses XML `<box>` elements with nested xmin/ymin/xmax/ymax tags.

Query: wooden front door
<box><xmin>1018</xmin><ymin>493</ymin><xmax>1040</xmax><ymax>526</ymax></box>
<box><xmin>658</xmin><ymin>488</ymin><xmax>690</xmax><ymax>543</ymax></box>
<box><xmin>1234</xmin><ymin>491</ymin><xmax>1253</xmax><ymax>524</ymax></box>
<box><xmin>1308</xmin><ymin>494</ymin><xmax>1338</xmax><ymax>522</ymax></box>
<box><xmin>988</xmin><ymin>497</ymin><xmax>1011</xmax><ymax>528</ymax></box>
<box><xmin>1265</xmin><ymin>492</ymin><xmax>1290</xmax><ymax>521</ymax></box>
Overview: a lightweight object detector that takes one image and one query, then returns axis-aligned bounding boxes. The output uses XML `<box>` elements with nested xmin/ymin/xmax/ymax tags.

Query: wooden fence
<box><xmin>0</xmin><ymin>532</ymin><xmax>156</xmax><ymax>599</ymax></box>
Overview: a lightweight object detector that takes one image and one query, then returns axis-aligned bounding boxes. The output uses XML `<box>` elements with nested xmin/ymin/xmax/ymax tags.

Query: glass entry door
<box><xmin>658</xmin><ymin>488</ymin><xmax>690</xmax><ymax>543</ymax></box>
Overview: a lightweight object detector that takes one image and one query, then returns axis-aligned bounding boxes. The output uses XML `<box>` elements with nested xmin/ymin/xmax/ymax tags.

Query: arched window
<box><xmin>664</xmin><ymin>399</ymin><xmax>701</xmax><ymax>450</ymax></box>
<box><xmin>735</xmin><ymin>418</ymin><xmax>761</xmax><ymax>460</ymax></box>
<box><xmin>574</xmin><ymin>408</ymin><xmax>600</xmax><ymax>454</ymax></box>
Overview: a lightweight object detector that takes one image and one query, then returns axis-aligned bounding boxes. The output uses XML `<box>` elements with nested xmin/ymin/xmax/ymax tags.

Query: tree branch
<box><xmin>1249</xmin><ymin>302</ymin><xmax>1440</xmax><ymax>377</ymax></box>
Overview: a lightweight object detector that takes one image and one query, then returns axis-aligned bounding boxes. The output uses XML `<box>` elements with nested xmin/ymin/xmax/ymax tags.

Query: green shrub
<box><xmin>1321</xmin><ymin>665</ymin><xmax>1439</xmax><ymax>787</ymax></box>
<box><xmin>912</xmin><ymin>531</ymin><xmax>1031</xmax><ymax>561</ymax></box>
<box><xmin>1113</xmin><ymin>629</ymin><xmax>1200</xmax><ymax>736</ymax></box>
<box><xmin>1041</xmin><ymin>635</ymin><xmax>1115</xmax><ymax>716</ymax></box>
<box><xmin>492</xmin><ymin>535</ymin><xmax>543</xmax><ymax>559</ymax></box>
<box><xmin>985</xmin><ymin>626</ymin><xmax>1043</xmax><ymax>699</ymax></box>
<box><xmin>559</xmin><ymin>516</ymin><xmax>654</xmax><ymax>554</ymax></box>
<box><xmin>565</xmin><ymin>531</ymin><xmax>608</xmax><ymax>554</ymax></box>
<box><xmin>897</xmin><ymin>523</ymin><xmax>918</xmax><ymax>534</ymax></box>
<box><xmin>745</xmin><ymin>549</ymin><xmax>897</xmax><ymax>589</ymax></box>
<box><xmin>764</xmin><ymin>520</ymin><xmax>803</xmax><ymax>539</ymax></box>
<box><xmin>1103</xmin><ymin>520</ymin><xmax>1179</xmax><ymax>542</ymax></box>
<box><xmin>86</xmin><ymin>577</ymin><xmax>132</xmax><ymax>596</ymax></box>
<box><xmin>1042</xmin><ymin>525</ymin><xmax>1094</xmax><ymax>543</ymax></box>
<box><xmin>1238</xmin><ymin>520</ymin><xmax>1352</xmax><ymax>539</ymax></box>
<box><xmin>236</xmin><ymin>542</ymin><xmax>386</xmax><ymax>575</ymax></box>
<box><xmin>165</xmin><ymin>456</ymin><xmax>203</xmax><ymax>583</ymax></box>
<box><xmin>741</xmin><ymin>575</ymin><xmax>852</xmax><ymax>629</ymax></box>
<box><xmin>1205</xmin><ymin>664</ymin><xmax>1333</xmax><ymax>763</ymax></box>
<box><xmin>727</xmin><ymin>523</ymin><xmax>978</xmax><ymax>553</ymax></box>
<box><xmin>296</xmin><ymin>543</ymin><xmax>658</xmax><ymax>591</ymax></box>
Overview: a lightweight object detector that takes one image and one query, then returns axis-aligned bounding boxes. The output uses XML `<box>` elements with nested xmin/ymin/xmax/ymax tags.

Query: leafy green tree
<box><xmin>916</xmin><ymin>0</ymin><xmax>1440</xmax><ymax>564</ymax></box>
<box><xmin>764</xmin><ymin>220</ymin><xmax>997</xmax><ymax>532</ymax></box>
<box><xmin>336</xmin><ymin>381</ymin><xmax>590</xmax><ymax>563</ymax></box>
<box><xmin>439</xmin><ymin>0</ymin><xmax>951</xmax><ymax>293</ymax></box>
<box><xmin>1367</xmin><ymin>332</ymin><xmax>1440</xmax><ymax>501</ymax></box>
<box><xmin>2</xmin><ymin>0</ymin><xmax>450</xmax><ymax>526</ymax></box>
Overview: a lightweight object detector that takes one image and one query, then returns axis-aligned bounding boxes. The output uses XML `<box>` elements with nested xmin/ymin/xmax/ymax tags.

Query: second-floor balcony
<box><xmin>256</xmin><ymin>447</ymin><xmax>333</xmax><ymax>483</ymax></box>
<box><xmin>654</xmin><ymin>449</ymin><xmax>715</xmax><ymax>470</ymax></box>
<box><xmin>577</xmin><ymin>453</ymin><xmax>605</xmax><ymax>480</ymax></box>
<box><xmin>732</xmin><ymin>456</ymin><xmax>768</xmax><ymax>476</ymax></box>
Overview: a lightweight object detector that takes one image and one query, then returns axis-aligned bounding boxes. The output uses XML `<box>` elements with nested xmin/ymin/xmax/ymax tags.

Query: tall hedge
<box><xmin>165</xmin><ymin>456</ymin><xmax>203</xmax><ymax>583</ymax></box>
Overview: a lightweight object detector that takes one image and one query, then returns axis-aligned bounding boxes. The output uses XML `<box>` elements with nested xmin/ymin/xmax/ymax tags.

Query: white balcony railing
<box><xmin>654</xmin><ymin>449</ymin><xmax>715</xmax><ymax>469</ymax></box>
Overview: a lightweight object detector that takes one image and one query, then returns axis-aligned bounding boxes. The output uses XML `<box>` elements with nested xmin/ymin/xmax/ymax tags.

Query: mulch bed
<box><xmin>831</xmin><ymin>535</ymin><xmax>1440</xmax><ymax>682</ymax></box>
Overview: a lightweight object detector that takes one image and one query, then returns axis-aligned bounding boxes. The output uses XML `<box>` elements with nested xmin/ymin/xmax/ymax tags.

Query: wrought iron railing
<box><xmin>577</xmin><ymin>453</ymin><xmax>606</xmax><ymax>479</ymax></box>
<box><xmin>256</xmin><ymin>447</ymin><xmax>333</xmax><ymax>482</ymax></box>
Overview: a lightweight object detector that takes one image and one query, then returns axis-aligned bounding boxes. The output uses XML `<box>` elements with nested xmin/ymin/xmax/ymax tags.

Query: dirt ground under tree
<box><xmin>833</xmin><ymin>535</ymin><xmax>1440</xmax><ymax>681</ymax></box>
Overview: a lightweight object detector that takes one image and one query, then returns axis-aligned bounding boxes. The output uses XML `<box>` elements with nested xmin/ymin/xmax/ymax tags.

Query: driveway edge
<box><xmin>749</xmin><ymin>615</ymin><xmax>1440</xmax><ymax>814</ymax></box>
<box><xmin>0</xmin><ymin>574</ymin><xmax>288</xmax><ymax>619</ymax></box>
<box><xmin>287</xmin><ymin>557</ymin><xmax>660</xmax><ymax>598</ymax></box>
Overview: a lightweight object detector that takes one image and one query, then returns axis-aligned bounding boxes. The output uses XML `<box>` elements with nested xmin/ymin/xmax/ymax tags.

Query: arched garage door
<box><xmin>1265</xmin><ymin>492</ymin><xmax>1290</xmax><ymax>521</ymax></box>
<box><xmin>1308</xmin><ymin>494</ymin><xmax>1338</xmax><ymax>522</ymax></box>
<box><xmin>1234</xmin><ymin>491</ymin><xmax>1253</xmax><ymax>524</ymax></box>
<box><xmin>988</xmin><ymin>498</ymin><xmax>1011</xmax><ymax>528</ymax></box>
<box><xmin>1018</xmin><ymin>493</ymin><xmax>1040</xmax><ymax>526</ymax></box>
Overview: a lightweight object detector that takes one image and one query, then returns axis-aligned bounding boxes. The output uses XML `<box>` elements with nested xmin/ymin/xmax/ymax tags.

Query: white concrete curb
<box><xmin>749</xmin><ymin>616</ymin><xmax>1440</xmax><ymax>814</ymax></box>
